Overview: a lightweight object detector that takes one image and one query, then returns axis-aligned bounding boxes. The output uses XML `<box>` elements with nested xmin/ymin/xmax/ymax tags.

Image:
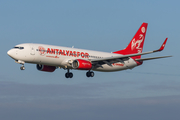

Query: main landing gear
<box><xmin>86</xmin><ymin>71</ymin><xmax>94</xmax><ymax>77</ymax></box>
<box><xmin>65</xmin><ymin>69</ymin><xmax>73</xmax><ymax>78</ymax></box>
<box><xmin>65</xmin><ymin>69</ymin><xmax>94</xmax><ymax>78</ymax></box>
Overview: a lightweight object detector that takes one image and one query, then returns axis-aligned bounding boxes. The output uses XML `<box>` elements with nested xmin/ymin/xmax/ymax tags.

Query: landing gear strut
<box><xmin>86</xmin><ymin>71</ymin><xmax>94</xmax><ymax>77</ymax></box>
<box><xmin>65</xmin><ymin>69</ymin><xmax>73</xmax><ymax>78</ymax></box>
<box><xmin>15</xmin><ymin>60</ymin><xmax>25</xmax><ymax>70</ymax></box>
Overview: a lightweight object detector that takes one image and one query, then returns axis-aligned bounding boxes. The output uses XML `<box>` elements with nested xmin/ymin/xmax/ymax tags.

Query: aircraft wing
<box><xmin>91</xmin><ymin>38</ymin><xmax>171</xmax><ymax>66</ymax></box>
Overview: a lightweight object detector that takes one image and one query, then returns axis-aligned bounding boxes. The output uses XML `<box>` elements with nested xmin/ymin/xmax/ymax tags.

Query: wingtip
<box><xmin>158</xmin><ymin>38</ymin><xmax>168</xmax><ymax>51</ymax></box>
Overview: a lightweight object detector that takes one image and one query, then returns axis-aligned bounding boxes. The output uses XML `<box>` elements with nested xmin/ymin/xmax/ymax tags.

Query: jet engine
<box><xmin>72</xmin><ymin>59</ymin><xmax>92</xmax><ymax>70</ymax></box>
<box><xmin>36</xmin><ymin>64</ymin><xmax>56</xmax><ymax>72</ymax></box>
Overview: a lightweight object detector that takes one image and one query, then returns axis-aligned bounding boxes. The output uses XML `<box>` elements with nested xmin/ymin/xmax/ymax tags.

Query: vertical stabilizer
<box><xmin>113</xmin><ymin>23</ymin><xmax>148</xmax><ymax>59</ymax></box>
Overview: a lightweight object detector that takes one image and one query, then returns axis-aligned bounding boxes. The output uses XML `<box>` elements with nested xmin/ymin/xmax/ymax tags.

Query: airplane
<box><xmin>7</xmin><ymin>23</ymin><xmax>171</xmax><ymax>78</ymax></box>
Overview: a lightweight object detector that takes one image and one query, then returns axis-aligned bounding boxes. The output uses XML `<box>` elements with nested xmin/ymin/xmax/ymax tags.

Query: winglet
<box><xmin>155</xmin><ymin>38</ymin><xmax>168</xmax><ymax>52</ymax></box>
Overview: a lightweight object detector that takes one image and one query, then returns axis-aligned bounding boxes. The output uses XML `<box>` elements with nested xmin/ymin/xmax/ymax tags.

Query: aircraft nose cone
<box><xmin>7</xmin><ymin>49</ymin><xmax>12</xmax><ymax>56</ymax></box>
<box><xmin>7</xmin><ymin>49</ymin><xmax>19</xmax><ymax>60</ymax></box>
<box><xmin>7</xmin><ymin>49</ymin><xmax>14</xmax><ymax>58</ymax></box>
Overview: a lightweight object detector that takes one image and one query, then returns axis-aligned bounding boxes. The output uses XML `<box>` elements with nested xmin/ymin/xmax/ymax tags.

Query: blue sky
<box><xmin>1</xmin><ymin>0</ymin><xmax>180</xmax><ymax>120</ymax></box>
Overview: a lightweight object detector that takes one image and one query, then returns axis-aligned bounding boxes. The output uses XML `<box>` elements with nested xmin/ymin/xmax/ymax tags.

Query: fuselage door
<box><xmin>30</xmin><ymin>44</ymin><xmax>35</xmax><ymax>55</ymax></box>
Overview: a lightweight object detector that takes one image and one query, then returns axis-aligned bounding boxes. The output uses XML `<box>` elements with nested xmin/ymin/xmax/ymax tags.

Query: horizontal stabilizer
<box><xmin>135</xmin><ymin>56</ymin><xmax>172</xmax><ymax>61</ymax></box>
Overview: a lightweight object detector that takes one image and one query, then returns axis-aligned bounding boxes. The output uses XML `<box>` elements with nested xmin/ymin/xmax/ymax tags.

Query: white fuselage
<box><xmin>7</xmin><ymin>43</ymin><xmax>138</xmax><ymax>72</ymax></box>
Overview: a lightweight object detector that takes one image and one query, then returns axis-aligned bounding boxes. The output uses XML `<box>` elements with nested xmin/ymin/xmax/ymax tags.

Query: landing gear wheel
<box><xmin>69</xmin><ymin>73</ymin><xmax>73</xmax><ymax>78</ymax></box>
<box><xmin>86</xmin><ymin>72</ymin><xmax>90</xmax><ymax>77</ymax></box>
<box><xmin>90</xmin><ymin>72</ymin><xmax>94</xmax><ymax>77</ymax></box>
<box><xmin>86</xmin><ymin>71</ymin><xmax>94</xmax><ymax>77</ymax></box>
<box><xmin>65</xmin><ymin>69</ymin><xmax>73</xmax><ymax>78</ymax></box>
<box><xmin>65</xmin><ymin>73</ymin><xmax>69</xmax><ymax>78</ymax></box>
<box><xmin>20</xmin><ymin>66</ymin><xmax>25</xmax><ymax>70</ymax></box>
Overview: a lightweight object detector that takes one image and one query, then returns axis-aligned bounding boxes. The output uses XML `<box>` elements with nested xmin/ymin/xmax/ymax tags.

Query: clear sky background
<box><xmin>1</xmin><ymin>0</ymin><xmax>180</xmax><ymax>120</ymax></box>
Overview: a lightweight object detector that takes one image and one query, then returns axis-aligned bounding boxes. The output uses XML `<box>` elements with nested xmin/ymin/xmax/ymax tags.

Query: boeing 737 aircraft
<box><xmin>7</xmin><ymin>23</ymin><xmax>171</xmax><ymax>78</ymax></box>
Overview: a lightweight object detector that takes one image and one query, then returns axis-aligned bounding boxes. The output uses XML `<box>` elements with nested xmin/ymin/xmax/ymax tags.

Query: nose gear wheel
<box><xmin>20</xmin><ymin>65</ymin><xmax>25</xmax><ymax>70</ymax></box>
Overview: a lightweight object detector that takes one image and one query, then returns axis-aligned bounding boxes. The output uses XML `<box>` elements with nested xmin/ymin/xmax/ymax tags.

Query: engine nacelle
<box><xmin>72</xmin><ymin>59</ymin><xmax>92</xmax><ymax>70</ymax></box>
<box><xmin>36</xmin><ymin>64</ymin><xmax>56</xmax><ymax>72</ymax></box>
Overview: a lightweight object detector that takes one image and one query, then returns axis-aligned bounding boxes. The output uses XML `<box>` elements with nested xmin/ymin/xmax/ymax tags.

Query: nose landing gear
<box><xmin>20</xmin><ymin>65</ymin><xmax>25</xmax><ymax>70</ymax></box>
<box><xmin>15</xmin><ymin>60</ymin><xmax>25</xmax><ymax>70</ymax></box>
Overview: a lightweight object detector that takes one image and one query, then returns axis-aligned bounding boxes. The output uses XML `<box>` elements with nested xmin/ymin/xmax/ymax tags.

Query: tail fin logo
<box><xmin>131</xmin><ymin>34</ymin><xmax>144</xmax><ymax>53</ymax></box>
<box><xmin>141</xmin><ymin>27</ymin><xmax>146</xmax><ymax>33</ymax></box>
<box><xmin>131</xmin><ymin>27</ymin><xmax>146</xmax><ymax>53</ymax></box>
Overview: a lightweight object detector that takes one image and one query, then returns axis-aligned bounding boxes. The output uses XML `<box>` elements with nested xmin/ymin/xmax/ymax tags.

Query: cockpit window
<box><xmin>14</xmin><ymin>47</ymin><xmax>24</xmax><ymax>49</ymax></box>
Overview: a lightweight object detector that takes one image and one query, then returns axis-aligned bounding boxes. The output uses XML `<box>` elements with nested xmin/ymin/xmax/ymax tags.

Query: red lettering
<box><xmin>55</xmin><ymin>49</ymin><xmax>59</xmax><ymax>55</ymax></box>
<box><xmin>59</xmin><ymin>49</ymin><xmax>62</xmax><ymax>55</ymax></box>
<box><xmin>81</xmin><ymin>52</ymin><xmax>84</xmax><ymax>58</ymax></box>
<box><xmin>73</xmin><ymin>51</ymin><xmax>76</xmax><ymax>57</ymax></box>
<box><xmin>84</xmin><ymin>53</ymin><xmax>89</xmax><ymax>58</ymax></box>
<box><xmin>113</xmin><ymin>63</ymin><xmax>124</xmax><ymax>66</ymax></box>
<box><xmin>69</xmin><ymin>51</ymin><xmax>73</xmax><ymax>56</ymax></box>
<box><xmin>63</xmin><ymin>50</ymin><xmax>66</xmax><ymax>56</ymax></box>
<box><xmin>66</xmin><ymin>50</ymin><xmax>69</xmax><ymax>56</ymax></box>
<box><xmin>77</xmin><ymin>52</ymin><xmax>80</xmax><ymax>57</ymax></box>
<box><xmin>47</xmin><ymin>48</ymin><xmax>90</xmax><ymax>58</ymax></box>
<box><xmin>51</xmin><ymin>49</ymin><xmax>55</xmax><ymax>54</ymax></box>
<box><xmin>47</xmin><ymin>48</ymin><xmax>51</xmax><ymax>54</ymax></box>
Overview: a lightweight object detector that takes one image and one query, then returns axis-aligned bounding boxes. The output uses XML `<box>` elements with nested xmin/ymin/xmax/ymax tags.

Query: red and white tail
<box><xmin>113</xmin><ymin>23</ymin><xmax>148</xmax><ymax>59</ymax></box>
